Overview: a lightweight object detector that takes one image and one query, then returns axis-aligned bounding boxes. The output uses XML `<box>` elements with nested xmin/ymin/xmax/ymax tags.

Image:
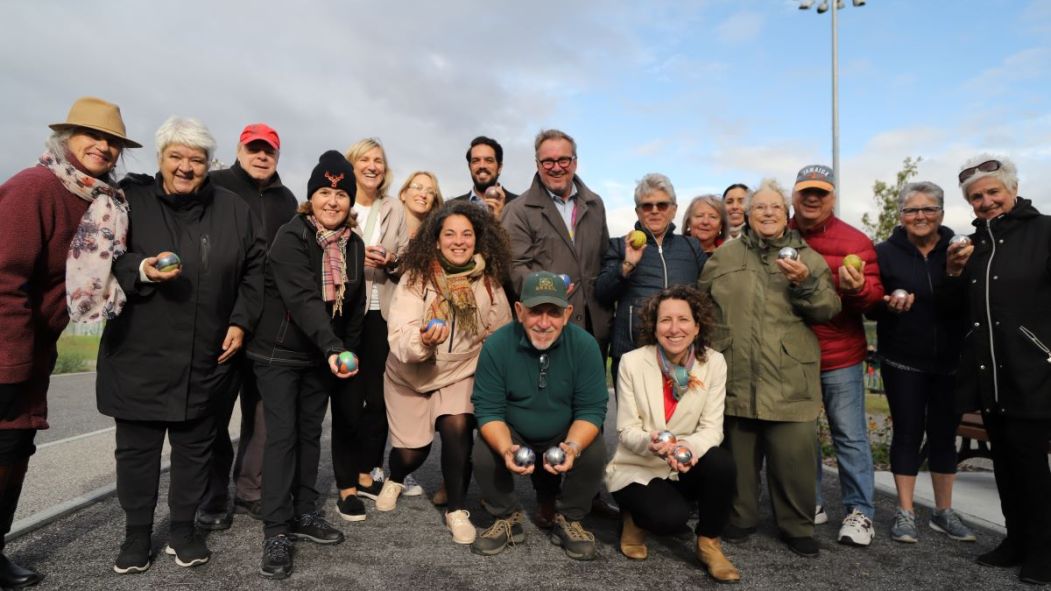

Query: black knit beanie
<box><xmin>307</xmin><ymin>150</ymin><xmax>357</xmax><ymax>204</ymax></box>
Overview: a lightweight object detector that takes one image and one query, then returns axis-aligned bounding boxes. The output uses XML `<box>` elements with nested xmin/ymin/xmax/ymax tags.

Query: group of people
<box><xmin>0</xmin><ymin>95</ymin><xmax>1048</xmax><ymax>587</ymax></box>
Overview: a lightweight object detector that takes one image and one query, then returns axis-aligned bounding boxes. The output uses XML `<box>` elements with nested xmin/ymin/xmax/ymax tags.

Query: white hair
<box><xmin>958</xmin><ymin>153</ymin><xmax>1018</xmax><ymax>198</ymax></box>
<box><xmin>745</xmin><ymin>178</ymin><xmax>790</xmax><ymax>213</ymax></box>
<box><xmin>155</xmin><ymin>116</ymin><xmax>216</xmax><ymax>163</ymax></box>
<box><xmin>634</xmin><ymin>172</ymin><xmax>677</xmax><ymax>205</ymax></box>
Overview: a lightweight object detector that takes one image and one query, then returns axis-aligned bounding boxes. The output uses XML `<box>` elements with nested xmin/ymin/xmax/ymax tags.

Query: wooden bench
<box><xmin>956</xmin><ymin>412</ymin><xmax>992</xmax><ymax>463</ymax></box>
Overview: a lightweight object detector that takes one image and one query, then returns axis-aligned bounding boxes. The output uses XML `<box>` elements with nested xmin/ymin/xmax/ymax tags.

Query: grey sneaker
<box><xmin>550</xmin><ymin>514</ymin><xmax>597</xmax><ymax>560</ymax></box>
<box><xmin>402</xmin><ymin>474</ymin><xmax>424</xmax><ymax>497</ymax></box>
<box><xmin>890</xmin><ymin>508</ymin><xmax>918</xmax><ymax>543</ymax></box>
<box><xmin>929</xmin><ymin>508</ymin><xmax>976</xmax><ymax>542</ymax></box>
<box><xmin>471</xmin><ymin>511</ymin><xmax>526</xmax><ymax>556</ymax></box>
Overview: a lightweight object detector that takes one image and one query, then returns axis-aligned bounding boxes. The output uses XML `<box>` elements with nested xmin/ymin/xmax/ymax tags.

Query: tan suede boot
<box><xmin>697</xmin><ymin>536</ymin><xmax>741</xmax><ymax>583</ymax></box>
<box><xmin>619</xmin><ymin>512</ymin><xmax>648</xmax><ymax>560</ymax></box>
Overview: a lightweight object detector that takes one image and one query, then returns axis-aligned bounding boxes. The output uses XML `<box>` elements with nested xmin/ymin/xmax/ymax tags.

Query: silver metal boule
<box><xmin>544</xmin><ymin>446</ymin><xmax>566</xmax><ymax>466</ymax></box>
<box><xmin>656</xmin><ymin>430</ymin><xmax>676</xmax><ymax>445</ymax></box>
<box><xmin>485</xmin><ymin>186</ymin><xmax>500</xmax><ymax>198</ymax></box>
<box><xmin>778</xmin><ymin>246</ymin><xmax>799</xmax><ymax>261</ymax></box>
<box><xmin>891</xmin><ymin>289</ymin><xmax>908</xmax><ymax>300</ymax></box>
<box><xmin>949</xmin><ymin>234</ymin><xmax>971</xmax><ymax>247</ymax></box>
<box><xmin>513</xmin><ymin>447</ymin><xmax>536</xmax><ymax>467</ymax></box>
<box><xmin>156</xmin><ymin>252</ymin><xmax>181</xmax><ymax>272</ymax></box>
<box><xmin>672</xmin><ymin>445</ymin><xmax>693</xmax><ymax>464</ymax></box>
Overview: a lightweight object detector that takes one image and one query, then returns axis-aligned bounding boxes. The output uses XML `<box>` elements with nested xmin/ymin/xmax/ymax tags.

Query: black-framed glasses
<box><xmin>538</xmin><ymin>353</ymin><xmax>550</xmax><ymax>389</ymax></box>
<box><xmin>537</xmin><ymin>156</ymin><xmax>576</xmax><ymax>170</ymax></box>
<box><xmin>958</xmin><ymin>160</ymin><xmax>1001</xmax><ymax>184</ymax></box>
<box><xmin>638</xmin><ymin>201</ymin><xmax>673</xmax><ymax>212</ymax></box>
<box><xmin>900</xmin><ymin>206</ymin><xmax>942</xmax><ymax>217</ymax></box>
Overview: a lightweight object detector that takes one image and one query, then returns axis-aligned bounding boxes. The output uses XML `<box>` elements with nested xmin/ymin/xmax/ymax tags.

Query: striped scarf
<box><xmin>309</xmin><ymin>216</ymin><xmax>352</xmax><ymax>317</ymax></box>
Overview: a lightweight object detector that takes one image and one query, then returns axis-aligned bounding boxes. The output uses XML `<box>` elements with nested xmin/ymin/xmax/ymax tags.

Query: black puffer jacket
<box><xmin>942</xmin><ymin>198</ymin><xmax>1051</xmax><ymax>417</ymax></box>
<box><xmin>871</xmin><ymin>225</ymin><xmax>962</xmax><ymax>373</ymax></box>
<box><xmin>247</xmin><ymin>215</ymin><xmax>366</xmax><ymax>367</ymax></box>
<box><xmin>97</xmin><ymin>174</ymin><xmax>265</xmax><ymax>421</ymax></box>
<box><xmin>595</xmin><ymin>222</ymin><xmax>707</xmax><ymax>360</ymax></box>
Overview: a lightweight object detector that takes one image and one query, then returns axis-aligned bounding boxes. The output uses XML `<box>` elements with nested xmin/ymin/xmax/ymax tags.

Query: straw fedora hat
<box><xmin>49</xmin><ymin>96</ymin><xmax>141</xmax><ymax>148</ymax></box>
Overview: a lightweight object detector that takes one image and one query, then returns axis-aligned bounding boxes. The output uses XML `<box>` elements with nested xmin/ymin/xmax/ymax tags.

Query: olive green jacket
<box><xmin>698</xmin><ymin>230</ymin><xmax>841</xmax><ymax>422</ymax></box>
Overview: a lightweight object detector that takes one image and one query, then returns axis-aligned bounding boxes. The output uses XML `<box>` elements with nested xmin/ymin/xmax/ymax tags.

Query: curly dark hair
<box><xmin>400</xmin><ymin>200</ymin><xmax>511</xmax><ymax>288</ymax></box>
<box><xmin>636</xmin><ymin>285</ymin><xmax>715</xmax><ymax>362</ymax></box>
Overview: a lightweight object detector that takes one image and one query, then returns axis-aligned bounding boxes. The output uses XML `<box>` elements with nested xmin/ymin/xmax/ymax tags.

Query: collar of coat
<box><xmin>228</xmin><ymin>160</ymin><xmax>285</xmax><ymax>192</ymax></box>
<box><xmin>521</xmin><ymin>173</ymin><xmax>599</xmax><ymax>209</ymax></box>
<box><xmin>972</xmin><ymin>196</ymin><xmax>1040</xmax><ymax>233</ymax></box>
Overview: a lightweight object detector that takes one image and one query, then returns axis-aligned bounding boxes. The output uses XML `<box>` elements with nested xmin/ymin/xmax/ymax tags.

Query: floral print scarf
<box><xmin>43</xmin><ymin>151</ymin><xmax>130</xmax><ymax>322</ymax></box>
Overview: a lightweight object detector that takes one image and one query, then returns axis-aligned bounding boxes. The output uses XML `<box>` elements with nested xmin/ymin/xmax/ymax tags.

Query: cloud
<box><xmin>716</xmin><ymin>11</ymin><xmax>765</xmax><ymax>43</ymax></box>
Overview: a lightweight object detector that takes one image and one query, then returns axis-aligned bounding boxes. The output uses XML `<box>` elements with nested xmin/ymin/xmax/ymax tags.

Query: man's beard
<box><xmin>473</xmin><ymin>175</ymin><xmax>499</xmax><ymax>194</ymax></box>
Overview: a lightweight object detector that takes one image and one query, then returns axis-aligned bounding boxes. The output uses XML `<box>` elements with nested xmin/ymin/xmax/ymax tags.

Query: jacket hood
<box><xmin>886</xmin><ymin>224</ymin><xmax>954</xmax><ymax>253</ymax></box>
<box><xmin>973</xmin><ymin>196</ymin><xmax>1039</xmax><ymax>228</ymax></box>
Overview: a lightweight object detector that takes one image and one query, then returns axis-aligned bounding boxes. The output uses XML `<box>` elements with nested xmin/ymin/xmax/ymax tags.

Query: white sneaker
<box><xmin>445</xmin><ymin>509</ymin><xmax>476</xmax><ymax>544</ymax></box>
<box><xmin>815</xmin><ymin>505</ymin><xmax>829</xmax><ymax>525</ymax></box>
<box><xmin>402</xmin><ymin>474</ymin><xmax>424</xmax><ymax>497</ymax></box>
<box><xmin>838</xmin><ymin>509</ymin><xmax>874</xmax><ymax>547</ymax></box>
<box><xmin>375</xmin><ymin>481</ymin><xmax>404</xmax><ymax>512</ymax></box>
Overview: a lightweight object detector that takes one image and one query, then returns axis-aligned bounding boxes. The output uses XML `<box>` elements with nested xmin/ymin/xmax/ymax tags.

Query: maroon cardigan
<box><xmin>0</xmin><ymin>164</ymin><xmax>90</xmax><ymax>429</ymax></box>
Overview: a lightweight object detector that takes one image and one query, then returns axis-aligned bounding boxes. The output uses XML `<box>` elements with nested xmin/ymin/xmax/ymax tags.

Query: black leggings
<box><xmin>881</xmin><ymin>364</ymin><xmax>960</xmax><ymax>475</ymax></box>
<box><xmin>331</xmin><ymin>311</ymin><xmax>389</xmax><ymax>488</ymax></box>
<box><xmin>389</xmin><ymin>414</ymin><xmax>473</xmax><ymax>511</ymax></box>
<box><xmin>612</xmin><ymin>447</ymin><xmax>736</xmax><ymax>538</ymax></box>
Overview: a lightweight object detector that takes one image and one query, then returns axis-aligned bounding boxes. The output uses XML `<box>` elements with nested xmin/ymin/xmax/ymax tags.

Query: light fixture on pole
<box><xmin>798</xmin><ymin>0</ymin><xmax>866</xmax><ymax>212</ymax></box>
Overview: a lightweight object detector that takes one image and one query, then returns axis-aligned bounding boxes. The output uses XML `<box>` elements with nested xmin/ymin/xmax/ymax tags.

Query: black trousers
<box><xmin>256</xmin><ymin>363</ymin><xmax>331</xmax><ymax>537</ymax></box>
<box><xmin>612</xmin><ymin>447</ymin><xmax>736</xmax><ymax>538</ymax></box>
<box><xmin>984</xmin><ymin>412</ymin><xmax>1051</xmax><ymax>562</ymax></box>
<box><xmin>115</xmin><ymin>415</ymin><xmax>216</xmax><ymax>527</ymax></box>
<box><xmin>472</xmin><ymin>427</ymin><xmax>606</xmax><ymax>522</ymax></box>
<box><xmin>200</xmin><ymin>360</ymin><xmax>247</xmax><ymax>512</ymax></box>
<box><xmin>0</xmin><ymin>429</ymin><xmax>35</xmax><ymax>551</ymax></box>
<box><xmin>331</xmin><ymin>310</ymin><xmax>389</xmax><ymax>488</ymax></box>
<box><xmin>233</xmin><ymin>358</ymin><xmax>266</xmax><ymax>502</ymax></box>
<box><xmin>882</xmin><ymin>365</ymin><xmax>959</xmax><ymax>475</ymax></box>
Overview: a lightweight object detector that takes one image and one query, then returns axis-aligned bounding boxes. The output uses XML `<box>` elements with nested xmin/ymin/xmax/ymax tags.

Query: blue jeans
<box><xmin>815</xmin><ymin>363</ymin><xmax>875</xmax><ymax>518</ymax></box>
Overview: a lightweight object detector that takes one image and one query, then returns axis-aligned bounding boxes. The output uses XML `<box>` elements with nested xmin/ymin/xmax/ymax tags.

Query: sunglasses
<box><xmin>638</xmin><ymin>201</ymin><xmax>673</xmax><ymax>212</ymax></box>
<box><xmin>958</xmin><ymin>160</ymin><xmax>1001</xmax><ymax>184</ymax></box>
<box><xmin>538</xmin><ymin>353</ymin><xmax>550</xmax><ymax>390</ymax></box>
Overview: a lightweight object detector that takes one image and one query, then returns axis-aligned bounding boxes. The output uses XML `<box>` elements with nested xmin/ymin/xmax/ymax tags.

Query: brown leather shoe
<box><xmin>590</xmin><ymin>494</ymin><xmax>620</xmax><ymax>519</ymax></box>
<box><xmin>697</xmin><ymin>536</ymin><xmax>741</xmax><ymax>583</ymax></box>
<box><xmin>534</xmin><ymin>498</ymin><xmax>556</xmax><ymax>529</ymax></box>
<box><xmin>619</xmin><ymin>512</ymin><xmax>648</xmax><ymax>560</ymax></box>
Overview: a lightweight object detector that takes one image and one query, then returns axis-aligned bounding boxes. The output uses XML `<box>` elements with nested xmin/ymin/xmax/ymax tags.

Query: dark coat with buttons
<box><xmin>594</xmin><ymin>222</ymin><xmax>707</xmax><ymax>360</ymax></box>
<box><xmin>942</xmin><ymin>198</ymin><xmax>1051</xmax><ymax>418</ymax></box>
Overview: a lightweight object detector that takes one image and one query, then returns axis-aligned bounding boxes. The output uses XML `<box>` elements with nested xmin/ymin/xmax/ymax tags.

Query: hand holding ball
<box><xmin>513</xmin><ymin>447</ymin><xmax>536</xmax><ymax>468</ymax></box>
<box><xmin>655</xmin><ymin>430</ymin><xmax>677</xmax><ymax>445</ymax></box>
<box><xmin>842</xmin><ymin>254</ymin><xmax>864</xmax><ymax>272</ymax></box>
<box><xmin>778</xmin><ymin>247</ymin><xmax>799</xmax><ymax>261</ymax></box>
<box><xmin>628</xmin><ymin>230</ymin><xmax>647</xmax><ymax>249</ymax></box>
<box><xmin>422</xmin><ymin>318</ymin><xmax>446</xmax><ymax>332</ymax></box>
<box><xmin>337</xmin><ymin>351</ymin><xmax>358</xmax><ymax>373</ymax></box>
<box><xmin>891</xmin><ymin>289</ymin><xmax>908</xmax><ymax>301</ymax></box>
<box><xmin>671</xmin><ymin>445</ymin><xmax>693</xmax><ymax>465</ymax></box>
<box><xmin>949</xmin><ymin>235</ymin><xmax>971</xmax><ymax>248</ymax></box>
<box><xmin>544</xmin><ymin>446</ymin><xmax>566</xmax><ymax>467</ymax></box>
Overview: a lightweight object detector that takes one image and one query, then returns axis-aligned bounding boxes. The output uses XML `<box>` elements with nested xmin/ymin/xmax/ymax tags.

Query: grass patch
<box><xmin>54</xmin><ymin>334</ymin><xmax>100</xmax><ymax>374</ymax></box>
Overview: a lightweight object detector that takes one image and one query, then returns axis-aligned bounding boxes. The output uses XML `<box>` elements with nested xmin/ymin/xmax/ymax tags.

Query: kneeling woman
<box><xmin>377</xmin><ymin>201</ymin><xmax>512</xmax><ymax>544</ymax></box>
<box><xmin>605</xmin><ymin>285</ymin><xmax>740</xmax><ymax>583</ymax></box>
<box><xmin>246</xmin><ymin>151</ymin><xmax>366</xmax><ymax>579</ymax></box>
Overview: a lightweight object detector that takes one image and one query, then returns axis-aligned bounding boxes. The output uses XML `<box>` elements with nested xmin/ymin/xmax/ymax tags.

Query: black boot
<box><xmin>0</xmin><ymin>461</ymin><xmax>42</xmax><ymax>589</ymax></box>
<box><xmin>113</xmin><ymin>524</ymin><xmax>152</xmax><ymax>574</ymax></box>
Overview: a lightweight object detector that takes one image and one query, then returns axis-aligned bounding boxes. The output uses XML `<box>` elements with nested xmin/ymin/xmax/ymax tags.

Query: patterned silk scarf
<box><xmin>656</xmin><ymin>344</ymin><xmax>703</xmax><ymax>401</ymax></box>
<box><xmin>425</xmin><ymin>254</ymin><xmax>488</xmax><ymax>337</ymax></box>
<box><xmin>43</xmin><ymin>151</ymin><xmax>130</xmax><ymax>322</ymax></box>
<box><xmin>309</xmin><ymin>216</ymin><xmax>353</xmax><ymax>317</ymax></box>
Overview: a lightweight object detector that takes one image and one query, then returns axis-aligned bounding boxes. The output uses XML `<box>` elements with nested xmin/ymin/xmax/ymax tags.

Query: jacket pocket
<box><xmin>780</xmin><ymin>338</ymin><xmax>820</xmax><ymax>402</ymax></box>
<box><xmin>275</xmin><ymin>312</ymin><xmax>291</xmax><ymax>345</ymax></box>
<box><xmin>1018</xmin><ymin>325</ymin><xmax>1051</xmax><ymax>362</ymax></box>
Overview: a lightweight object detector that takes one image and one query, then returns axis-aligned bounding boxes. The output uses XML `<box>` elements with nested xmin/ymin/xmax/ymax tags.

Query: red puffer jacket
<box><xmin>790</xmin><ymin>215</ymin><xmax>884</xmax><ymax>371</ymax></box>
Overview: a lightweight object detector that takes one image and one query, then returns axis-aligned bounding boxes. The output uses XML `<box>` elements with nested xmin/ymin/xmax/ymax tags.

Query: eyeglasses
<box><xmin>751</xmin><ymin>203</ymin><xmax>786</xmax><ymax>213</ymax></box>
<box><xmin>638</xmin><ymin>201</ymin><xmax>673</xmax><ymax>212</ymax></box>
<box><xmin>901</xmin><ymin>206</ymin><xmax>942</xmax><ymax>217</ymax></box>
<box><xmin>538</xmin><ymin>353</ymin><xmax>550</xmax><ymax>389</ymax></box>
<box><xmin>408</xmin><ymin>183</ymin><xmax>437</xmax><ymax>197</ymax></box>
<box><xmin>958</xmin><ymin>160</ymin><xmax>1002</xmax><ymax>184</ymax></box>
<box><xmin>537</xmin><ymin>156</ymin><xmax>576</xmax><ymax>170</ymax></box>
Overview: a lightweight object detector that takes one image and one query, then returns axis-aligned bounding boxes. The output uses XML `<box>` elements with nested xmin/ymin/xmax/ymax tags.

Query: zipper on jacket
<box><xmin>1018</xmin><ymin>325</ymin><xmax>1051</xmax><ymax>364</ymax></box>
<box><xmin>657</xmin><ymin>244</ymin><xmax>669</xmax><ymax>287</ymax></box>
<box><xmin>448</xmin><ymin>313</ymin><xmax>456</xmax><ymax>353</ymax></box>
<box><xmin>628</xmin><ymin>304</ymin><xmax>634</xmax><ymax>346</ymax></box>
<box><xmin>200</xmin><ymin>234</ymin><xmax>211</xmax><ymax>273</ymax></box>
<box><xmin>982</xmin><ymin>223</ymin><xmax>1000</xmax><ymax>403</ymax></box>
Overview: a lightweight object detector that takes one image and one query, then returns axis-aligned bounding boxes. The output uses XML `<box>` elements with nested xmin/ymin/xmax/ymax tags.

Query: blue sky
<box><xmin>2</xmin><ymin>0</ymin><xmax>1048</xmax><ymax>236</ymax></box>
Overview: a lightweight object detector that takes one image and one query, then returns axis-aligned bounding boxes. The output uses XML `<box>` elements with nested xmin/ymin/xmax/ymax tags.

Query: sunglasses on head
<box><xmin>958</xmin><ymin>160</ymin><xmax>1001</xmax><ymax>184</ymax></box>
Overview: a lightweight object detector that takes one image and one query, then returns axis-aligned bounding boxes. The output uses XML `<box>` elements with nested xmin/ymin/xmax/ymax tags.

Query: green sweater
<box><xmin>472</xmin><ymin>321</ymin><xmax>608</xmax><ymax>442</ymax></box>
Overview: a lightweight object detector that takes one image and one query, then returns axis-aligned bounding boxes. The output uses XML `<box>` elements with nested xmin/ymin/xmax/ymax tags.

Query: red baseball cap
<box><xmin>239</xmin><ymin>123</ymin><xmax>280</xmax><ymax>150</ymax></box>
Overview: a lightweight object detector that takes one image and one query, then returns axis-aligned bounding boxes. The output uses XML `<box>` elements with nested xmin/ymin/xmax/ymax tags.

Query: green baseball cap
<box><xmin>520</xmin><ymin>271</ymin><xmax>569</xmax><ymax>308</ymax></box>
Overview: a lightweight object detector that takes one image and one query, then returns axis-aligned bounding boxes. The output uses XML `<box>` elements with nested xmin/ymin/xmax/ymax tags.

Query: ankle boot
<box><xmin>619</xmin><ymin>512</ymin><xmax>648</xmax><ymax>560</ymax></box>
<box><xmin>0</xmin><ymin>461</ymin><xmax>41</xmax><ymax>588</ymax></box>
<box><xmin>697</xmin><ymin>536</ymin><xmax>741</xmax><ymax>583</ymax></box>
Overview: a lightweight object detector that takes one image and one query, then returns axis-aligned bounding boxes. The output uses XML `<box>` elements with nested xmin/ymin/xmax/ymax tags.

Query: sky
<box><xmin>3</xmin><ymin>0</ymin><xmax>1050</xmax><ymax>237</ymax></box>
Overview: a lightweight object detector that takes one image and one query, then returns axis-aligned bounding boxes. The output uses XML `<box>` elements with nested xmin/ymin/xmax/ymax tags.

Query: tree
<box><xmin>861</xmin><ymin>156</ymin><xmax>921</xmax><ymax>242</ymax></box>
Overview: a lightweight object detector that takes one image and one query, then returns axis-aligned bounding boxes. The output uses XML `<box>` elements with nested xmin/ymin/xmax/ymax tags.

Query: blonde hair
<box><xmin>344</xmin><ymin>137</ymin><xmax>393</xmax><ymax>196</ymax></box>
<box><xmin>397</xmin><ymin>170</ymin><xmax>445</xmax><ymax>211</ymax></box>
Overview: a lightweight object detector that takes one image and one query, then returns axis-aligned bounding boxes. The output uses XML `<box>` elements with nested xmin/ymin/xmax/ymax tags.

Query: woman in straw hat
<box><xmin>0</xmin><ymin>96</ymin><xmax>139</xmax><ymax>588</ymax></box>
